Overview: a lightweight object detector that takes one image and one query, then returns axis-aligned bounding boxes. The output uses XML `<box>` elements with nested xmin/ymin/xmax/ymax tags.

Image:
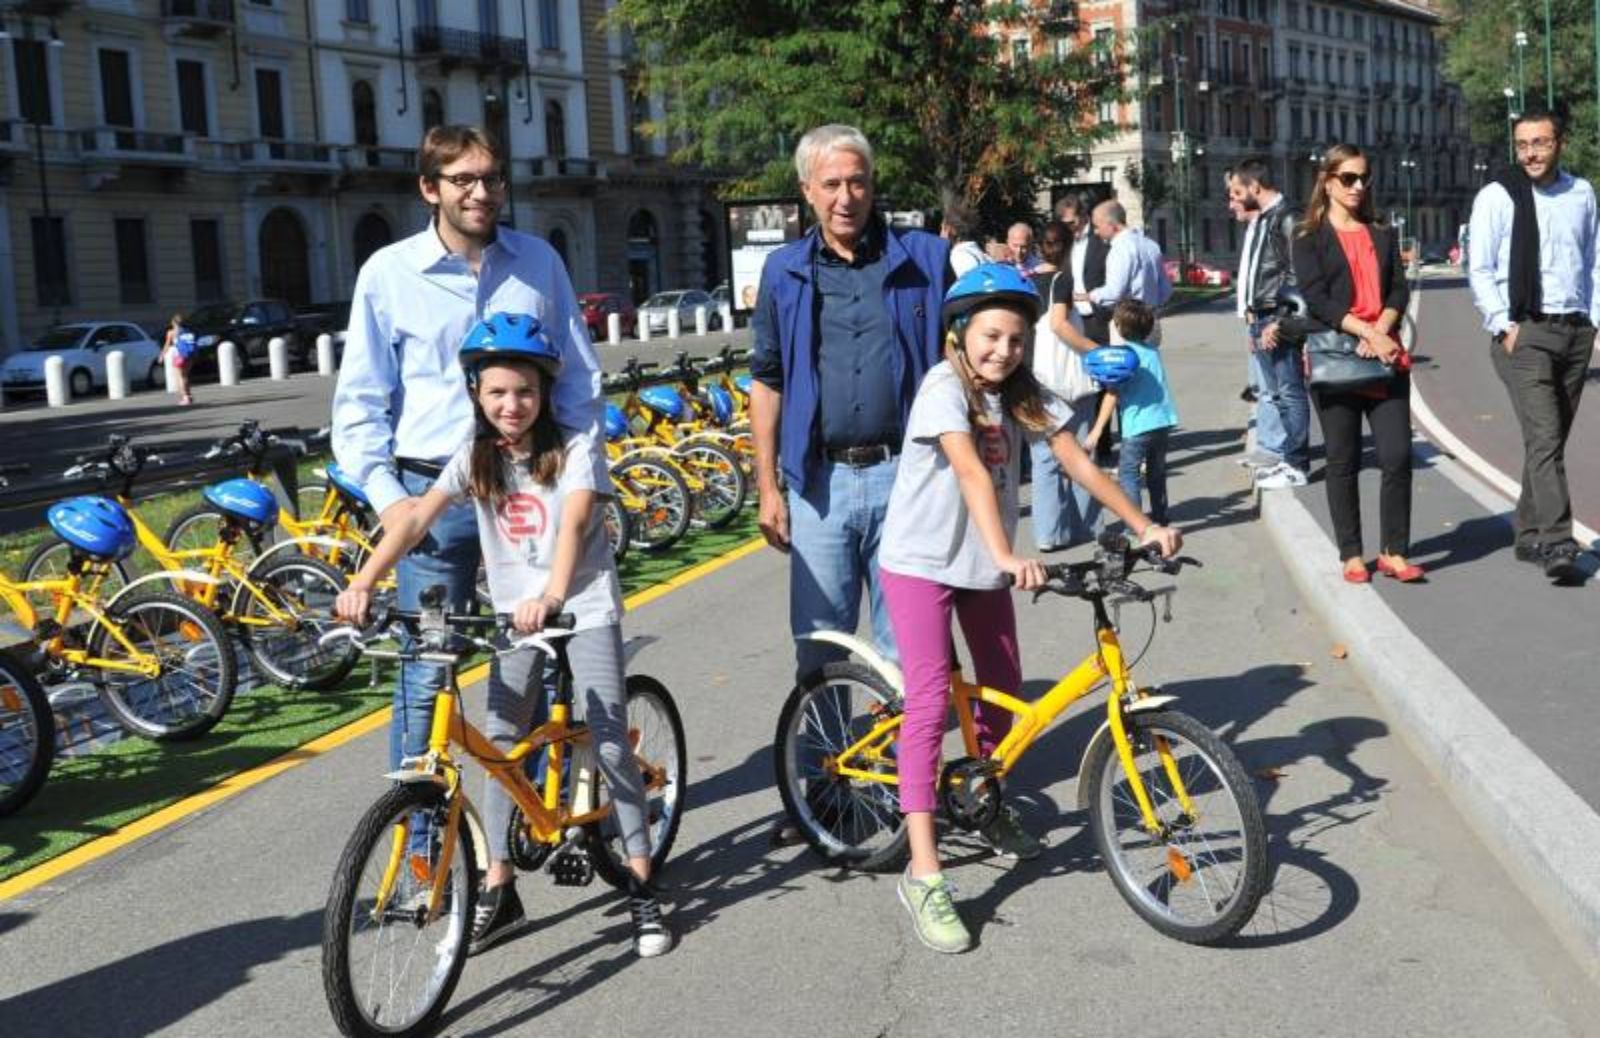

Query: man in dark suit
<box><xmin>1054</xmin><ymin>192</ymin><xmax>1111</xmax><ymax>342</ymax></box>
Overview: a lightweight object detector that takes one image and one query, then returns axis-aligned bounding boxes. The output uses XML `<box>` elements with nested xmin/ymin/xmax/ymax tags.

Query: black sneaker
<box><xmin>627</xmin><ymin>877</ymin><xmax>674</xmax><ymax>958</ymax></box>
<box><xmin>469</xmin><ymin>883</ymin><xmax>532</xmax><ymax>956</ymax></box>
<box><xmin>1514</xmin><ymin>542</ymin><xmax>1546</xmax><ymax>565</ymax></box>
<box><xmin>1543</xmin><ymin>542</ymin><xmax>1585</xmax><ymax>584</ymax></box>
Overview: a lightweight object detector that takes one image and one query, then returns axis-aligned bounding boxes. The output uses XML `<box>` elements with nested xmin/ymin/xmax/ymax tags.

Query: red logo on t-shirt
<box><xmin>977</xmin><ymin>420</ymin><xmax>1010</xmax><ymax>468</ymax></box>
<box><xmin>496</xmin><ymin>493</ymin><xmax>547</xmax><ymax>542</ymax></box>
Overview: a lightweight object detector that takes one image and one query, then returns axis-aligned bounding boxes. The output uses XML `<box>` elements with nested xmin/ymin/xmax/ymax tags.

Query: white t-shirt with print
<box><xmin>436</xmin><ymin>437</ymin><xmax>622</xmax><ymax>629</ymax></box>
<box><xmin>878</xmin><ymin>361</ymin><xmax>1074</xmax><ymax>590</ymax></box>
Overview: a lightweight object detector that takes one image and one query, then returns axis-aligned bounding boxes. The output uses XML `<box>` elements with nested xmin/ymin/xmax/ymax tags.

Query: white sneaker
<box><xmin>1254</xmin><ymin>463</ymin><xmax>1308</xmax><ymax>489</ymax></box>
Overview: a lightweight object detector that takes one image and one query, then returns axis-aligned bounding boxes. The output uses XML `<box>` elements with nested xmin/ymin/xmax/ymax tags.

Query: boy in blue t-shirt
<box><xmin>1085</xmin><ymin>299</ymin><xmax>1178</xmax><ymax>523</ymax></box>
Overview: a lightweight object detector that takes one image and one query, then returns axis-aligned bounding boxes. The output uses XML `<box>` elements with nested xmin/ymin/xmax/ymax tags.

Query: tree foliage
<box><xmin>608</xmin><ymin>0</ymin><xmax>1130</xmax><ymax>214</ymax></box>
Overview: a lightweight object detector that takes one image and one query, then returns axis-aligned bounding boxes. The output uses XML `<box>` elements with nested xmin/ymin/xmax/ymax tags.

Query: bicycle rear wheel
<box><xmin>673</xmin><ymin>440</ymin><xmax>747</xmax><ymax>529</ymax></box>
<box><xmin>1084</xmin><ymin>709</ymin><xmax>1267</xmax><ymax>944</ymax></box>
<box><xmin>774</xmin><ymin>661</ymin><xmax>908</xmax><ymax>872</ymax></box>
<box><xmin>0</xmin><ymin>649</ymin><xmax>53</xmax><ymax>816</ymax></box>
<box><xmin>19</xmin><ymin>540</ymin><xmax>130</xmax><ymax>614</ymax></box>
<box><xmin>585</xmin><ymin>674</ymin><xmax>687</xmax><ymax>888</ymax></box>
<box><xmin>164</xmin><ymin>503</ymin><xmax>269</xmax><ymax>567</ymax></box>
<box><xmin>611</xmin><ymin>456</ymin><xmax>692</xmax><ymax>552</ymax></box>
<box><xmin>601</xmin><ymin>497</ymin><xmax>631</xmax><ymax>564</ymax></box>
<box><xmin>323</xmin><ymin>782</ymin><xmax>478</xmax><ymax>1038</ymax></box>
<box><xmin>87</xmin><ymin>590</ymin><xmax>237</xmax><ymax>741</ymax></box>
<box><xmin>233</xmin><ymin>553</ymin><xmax>359</xmax><ymax>691</ymax></box>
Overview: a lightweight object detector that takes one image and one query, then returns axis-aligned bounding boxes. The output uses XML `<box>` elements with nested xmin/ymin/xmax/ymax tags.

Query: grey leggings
<box><xmin>482</xmin><ymin>624</ymin><xmax>651</xmax><ymax>863</ymax></box>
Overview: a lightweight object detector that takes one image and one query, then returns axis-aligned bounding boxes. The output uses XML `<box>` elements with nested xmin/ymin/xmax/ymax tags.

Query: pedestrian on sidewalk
<box><xmin>1054</xmin><ymin>191</ymin><xmax>1112</xmax><ymax>342</ymax></box>
<box><xmin>1084</xmin><ymin>299</ymin><xmax>1178</xmax><ymax>526</ymax></box>
<box><xmin>1290</xmin><ymin>144</ymin><xmax>1421</xmax><ymax>584</ymax></box>
<box><xmin>941</xmin><ymin>200</ymin><xmax>989</xmax><ymax>278</ymax></box>
<box><xmin>161</xmin><ymin>312</ymin><xmax>196</xmax><ymax>406</ymax></box>
<box><xmin>1007</xmin><ymin>221</ymin><xmax>1040</xmax><ymax>276</ymax></box>
<box><xmin>1229</xmin><ymin>178</ymin><xmax>1266</xmax><ymax>415</ymax></box>
<box><xmin>1468</xmin><ymin>109</ymin><xmax>1596</xmax><ymax>585</ymax></box>
<box><xmin>1230</xmin><ymin>158</ymin><xmax>1308</xmax><ymax>487</ymax></box>
<box><xmin>1085</xmin><ymin>200</ymin><xmax>1173</xmax><ymax>342</ymax></box>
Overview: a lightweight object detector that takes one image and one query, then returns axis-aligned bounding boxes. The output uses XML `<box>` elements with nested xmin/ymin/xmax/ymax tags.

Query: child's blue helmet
<box><xmin>1084</xmin><ymin>345</ymin><xmax>1140</xmax><ymax>388</ymax></box>
<box><xmin>47</xmin><ymin>496</ymin><xmax>136</xmax><ymax>560</ymax></box>
<box><xmin>459</xmin><ymin>313</ymin><xmax>561</xmax><ymax>381</ymax></box>
<box><xmin>942</xmin><ymin>263</ymin><xmax>1042</xmax><ymax>329</ymax></box>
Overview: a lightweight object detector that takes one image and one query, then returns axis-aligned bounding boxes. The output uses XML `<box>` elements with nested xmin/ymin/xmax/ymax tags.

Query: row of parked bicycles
<box><xmin>0</xmin><ymin>348</ymin><xmax>761</xmax><ymax>819</ymax></box>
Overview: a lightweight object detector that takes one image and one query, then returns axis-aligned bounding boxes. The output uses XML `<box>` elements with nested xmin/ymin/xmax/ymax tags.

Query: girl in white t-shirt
<box><xmin>335</xmin><ymin>313</ymin><xmax>671</xmax><ymax>960</ymax></box>
<box><xmin>877</xmin><ymin>265</ymin><xmax>1181</xmax><ymax>954</ymax></box>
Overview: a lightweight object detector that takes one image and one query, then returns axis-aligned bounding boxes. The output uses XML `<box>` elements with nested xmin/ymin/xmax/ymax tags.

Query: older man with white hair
<box><xmin>1086</xmin><ymin>199</ymin><xmax>1173</xmax><ymax>341</ymax></box>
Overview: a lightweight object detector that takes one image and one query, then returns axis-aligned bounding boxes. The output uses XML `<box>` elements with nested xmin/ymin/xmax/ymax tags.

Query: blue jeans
<box><xmin>1118</xmin><ymin>427</ymin><xmax>1171</xmax><ymax>525</ymax></box>
<box><xmin>787</xmin><ymin>457</ymin><xmax>898</xmax><ymax>681</ymax></box>
<box><xmin>1252</xmin><ymin>325</ymin><xmax>1310</xmax><ymax>472</ymax></box>
<box><xmin>392</xmin><ymin>468</ymin><xmax>482</xmax><ymax>770</ymax></box>
<box><xmin>1247</xmin><ymin>329</ymin><xmax>1285</xmax><ymax>460</ymax></box>
<box><xmin>1029</xmin><ymin>397</ymin><xmax>1101</xmax><ymax>549</ymax></box>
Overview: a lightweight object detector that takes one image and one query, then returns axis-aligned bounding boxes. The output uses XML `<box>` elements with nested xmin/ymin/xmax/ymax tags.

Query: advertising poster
<box><xmin>725</xmin><ymin>200</ymin><xmax>805</xmax><ymax>314</ymax></box>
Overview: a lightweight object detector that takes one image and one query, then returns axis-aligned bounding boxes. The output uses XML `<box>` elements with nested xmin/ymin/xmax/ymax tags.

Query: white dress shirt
<box><xmin>1467</xmin><ymin>170</ymin><xmax>1600</xmax><ymax>336</ymax></box>
<box><xmin>1236</xmin><ymin>216</ymin><xmax>1259</xmax><ymax>319</ymax></box>
<box><xmin>1070</xmin><ymin>234</ymin><xmax>1094</xmax><ymax>316</ymax></box>
<box><xmin>331</xmin><ymin>223</ymin><xmax>604</xmax><ymax>516</ymax></box>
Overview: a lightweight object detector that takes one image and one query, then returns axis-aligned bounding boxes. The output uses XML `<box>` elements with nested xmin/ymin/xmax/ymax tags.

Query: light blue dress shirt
<box><xmin>1091</xmin><ymin>228</ymin><xmax>1174</xmax><ymax>309</ymax></box>
<box><xmin>331</xmin><ymin>223</ymin><xmax>604</xmax><ymax>516</ymax></box>
<box><xmin>1467</xmin><ymin>171</ymin><xmax>1600</xmax><ymax>336</ymax></box>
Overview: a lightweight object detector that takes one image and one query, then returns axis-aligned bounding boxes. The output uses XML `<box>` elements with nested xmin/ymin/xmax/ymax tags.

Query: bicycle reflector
<box><xmin>47</xmin><ymin>496</ymin><xmax>136</xmax><ymax>560</ymax></box>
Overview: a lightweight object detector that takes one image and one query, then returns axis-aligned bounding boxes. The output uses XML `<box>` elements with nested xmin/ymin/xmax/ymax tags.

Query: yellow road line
<box><xmin>0</xmin><ymin>534</ymin><xmax>767</xmax><ymax>903</ymax></box>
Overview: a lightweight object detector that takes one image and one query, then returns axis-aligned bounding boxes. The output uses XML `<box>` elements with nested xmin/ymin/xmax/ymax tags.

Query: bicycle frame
<box><xmin>111</xmin><ymin>503</ymin><xmax>298</xmax><ymax>629</ymax></box>
<box><xmin>0</xmin><ymin>571</ymin><xmax>162</xmax><ymax>678</ymax></box>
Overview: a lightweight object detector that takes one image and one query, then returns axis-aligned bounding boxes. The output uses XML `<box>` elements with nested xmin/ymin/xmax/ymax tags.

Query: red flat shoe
<box><xmin>1376</xmin><ymin>557</ymin><xmax>1425</xmax><ymax>582</ymax></box>
<box><xmin>1343</xmin><ymin>562</ymin><xmax>1371</xmax><ymax>584</ymax></box>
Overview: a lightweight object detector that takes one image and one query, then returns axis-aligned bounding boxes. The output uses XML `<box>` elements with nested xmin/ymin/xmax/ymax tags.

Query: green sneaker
<box><xmin>897</xmin><ymin>869</ymin><xmax>972</xmax><ymax>954</ymax></box>
<box><xmin>980</xmin><ymin>806</ymin><xmax>1042</xmax><ymax>860</ymax></box>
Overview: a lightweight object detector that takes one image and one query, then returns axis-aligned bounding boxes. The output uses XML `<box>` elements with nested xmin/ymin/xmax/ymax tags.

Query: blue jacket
<box><xmin>750</xmin><ymin>223</ymin><xmax>950</xmax><ymax>494</ymax></box>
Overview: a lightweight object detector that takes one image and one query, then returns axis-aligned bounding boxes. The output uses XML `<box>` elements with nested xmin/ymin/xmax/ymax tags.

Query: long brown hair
<box><xmin>1298</xmin><ymin>143</ymin><xmax>1381</xmax><ymax>237</ymax></box>
<box><xmin>944</xmin><ymin>311</ymin><xmax>1055</xmax><ymax>435</ymax></box>
<box><xmin>466</xmin><ymin>358</ymin><xmax>565</xmax><ymax>504</ymax></box>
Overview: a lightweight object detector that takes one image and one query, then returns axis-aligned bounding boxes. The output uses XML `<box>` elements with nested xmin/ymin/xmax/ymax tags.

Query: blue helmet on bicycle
<box><xmin>1083</xmin><ymin>345</ymin><xmax>1140</xmax><ymax>388</ymax></box>
<box><xmin>203</xmin><ymin>478</ymin><xmax>278</xmax><ymax>528</ymax></box>
<box><xmin>459</xmin><ymin>312</ymin><xmax>561</xmax><ymax>381</ymax></box>
<box><xmin>942</xmin><ymin>263</ymin><xmax>1042</xmax><ymax>330</ymax></box>
<box><xmin>603</xmin><ymin>402</ymin><xmax>629</xmax><ymax>441</ymax></box>
<box><xmin>47</xmin><ymin>495</ymin><xmax>136</xmax><ymax>560</ymax></box>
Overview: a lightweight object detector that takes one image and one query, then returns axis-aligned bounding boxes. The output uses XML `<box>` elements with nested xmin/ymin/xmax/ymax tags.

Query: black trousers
<box><xmin>1489</xmin><ymin>321</ymin><xmax>1595</xmax><ymax>549</ymax></box>
<box><xmin>1312</xmin><ymin>378</ymin><xmax>1413</xmax><ymax>560</ymax></box>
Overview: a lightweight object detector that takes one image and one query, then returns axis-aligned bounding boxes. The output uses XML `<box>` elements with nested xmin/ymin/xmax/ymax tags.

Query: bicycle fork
<box><xmin>1098</xmin><ymin>627</ymin><xmax>1196</xmax><ymax>841</ymax></box>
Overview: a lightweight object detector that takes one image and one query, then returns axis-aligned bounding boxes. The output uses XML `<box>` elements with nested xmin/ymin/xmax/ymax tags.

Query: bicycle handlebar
<box><xmin>320</xmin><ymin>602</ymin><xmax>577</xmax><ymax>662</ymax></box>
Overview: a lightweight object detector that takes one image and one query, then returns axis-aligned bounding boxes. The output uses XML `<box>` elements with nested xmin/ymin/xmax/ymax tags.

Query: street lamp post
<box><xmin>1401</xmin><ymin>157</ymin><xmax>1418</xmax><ymax>256</ymax></box>
<box><xmin>1472</xmin><ymin>158</ymin><xmax>1489</xmax><ymax>186</ymax></box>
<box><xmin>1514</xmin><ymin>27</ymin><xmax>1528</xmax><ymax>113</ymax></box>
<box><xmin>1503</xmin><ymin>86</ymin><xmax>1518</xmax><ymax>163</ymax></box>
<box><xmin>1542</xmin><ymin>0</ymin><xmax>1554</xmax><ymax>109</ymax></box>
<box><xmin>1170</xmin><ymin>39</ymin><xmax>1193</xmax><ymax>275</ymax></box>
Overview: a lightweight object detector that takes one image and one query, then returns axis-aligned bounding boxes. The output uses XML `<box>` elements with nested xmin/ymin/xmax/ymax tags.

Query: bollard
<box><xmin>316</xmin><ymin>334</ymin><xmax>335</xmax><ymax>376</ymax></box>
<box><xmin>666</xmin><ymin>309</ymin><xmax>681</xmax><ymax>339</ymax></box>
<box><xmin>44</xmin><ymin>355</ymin><xmax>68</xmax><ymax>407</ymax></box>
<box><xmin>268</xmin><ymin>336</ymin><xmax>289</xmax><ymax>381</ymax></box>
<box><xmin>164</xmin><ymin>351</ymin><xmax>180</xmax><ymax>393</ymax></box>
<box><xmin>638</xmin><ymin>316</ymin><xmax>652</xmax><ymax>343</ymax></box>
<box><xmin>607</xmin><ymin>312</ymin><xmax>621</xmax><ymax>346</ymax></box>
<box><xmin>106</xmin><ymin>350</ymin><xmax>128</xmax><ymax>400</ymax></box>
<box><xmin>694</xmin><ymin>305</ymin><xmax>708</xmax><ymax>337</ymax></box>
<box><xmin>719</xmin><ymin>302</ymin><xmax>733</xmax><ymax>330</ymax></box>
<box><xmin>218</xmin><ymin>341</ymin><xmax>240</xmax><ymax>386</ymax></box>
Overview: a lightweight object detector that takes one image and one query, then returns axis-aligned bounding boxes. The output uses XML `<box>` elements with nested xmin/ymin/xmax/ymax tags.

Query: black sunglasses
<box><xmin>1333</xmin><ymin>171</ymin><xmax>1372</xmax><ymax>188</ymax></box>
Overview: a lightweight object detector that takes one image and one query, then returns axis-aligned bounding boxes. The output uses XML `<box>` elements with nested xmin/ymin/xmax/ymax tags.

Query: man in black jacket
<box><xmin>1231</xmin><ymin>156</ymin><xmax>1309</xmax><ymax>488</ymax></box>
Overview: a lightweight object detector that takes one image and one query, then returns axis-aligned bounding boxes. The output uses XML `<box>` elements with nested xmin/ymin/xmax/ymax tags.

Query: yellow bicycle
<box><xmin>773</xmin><ymin>538</ymin><xmax>1267</xmax><ymax>945</ymax></box>
<box><xmin>319</xmin><ymin>590</ymin><xmax>686</xmax><ymax>1038</ymax></box>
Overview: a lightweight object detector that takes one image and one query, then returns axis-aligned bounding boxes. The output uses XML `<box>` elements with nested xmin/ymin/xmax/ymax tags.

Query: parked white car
<box><xmin>1</xmin><ymin>322</ymin><xmax>164</xmax><ymax>398</ymax></box>
<box><xmin>638</xmin><ymin>289</ymin><xmax>722</xmax><ymax>335</ymax></box>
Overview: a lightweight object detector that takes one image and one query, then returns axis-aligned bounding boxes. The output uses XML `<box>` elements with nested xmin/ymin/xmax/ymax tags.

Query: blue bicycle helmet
<box><xmin>942</xmin><ymin>263</ymin><xmax>1042</xmax><ymax>329</ymax></box>
<box><xmin>203</xmin><ymin>478</ymin><xmax>278</xmax><ymax>528</ymax></box>
<box><xmin>458</xmin><ymin>312</ymin><xmax>561</xmax><ymax>381</ymax></box>
<box><xmin>47</xmin><ymin>496</ymin><xmax>136</xmax><ymax>561</ymax></box>
<box><xmin>604</xmin><ymin>402</ymin><xmax>629</xmax><ymax>441</ymax></box>
<box><xmin>324</xmin><ymin>462</ymin><xmax>370</xmax><ymax>509</ymax></box>
<box><xmin>706</xmin><ymin>385</ymin><xmax>735</xmax><ymax>425</ymax></box>
<box><xmin>637</xmin><ymin>386</ymin><xmax>685</xmax><ymax>420</ymax></box>
<box><xmin>734</xmin><ymin>373</ymin><xmax>753</xmax><ymax>395</ymax></box>
<box><xmin>1083</xmin><ymin>345</ymin><xmax>1141</xmax><ymax>388</ymax></box>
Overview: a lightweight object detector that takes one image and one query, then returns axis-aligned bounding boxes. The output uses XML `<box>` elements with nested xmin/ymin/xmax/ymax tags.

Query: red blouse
<box><xmin>1334</xmin><ymin>225</ymin><xmax>1383</xmax><ymax>323</ymax></box>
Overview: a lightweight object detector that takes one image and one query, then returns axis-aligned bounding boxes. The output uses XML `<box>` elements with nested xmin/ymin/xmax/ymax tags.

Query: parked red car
<box><xmin>1163</xmin><ymin>259</ymin><xmax>1233</xmax><ymax>287</ymax></box>
<box><xmin>579</xmin><ymin>292</ymin><xmax>637</xmax><ymax>341</ymax></box>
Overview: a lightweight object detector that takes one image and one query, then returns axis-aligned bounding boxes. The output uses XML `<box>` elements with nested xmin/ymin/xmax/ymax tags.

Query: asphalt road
<box><xmin>2</xmin><ymin>305</ymin><xmax>1596</xmax><ymax>1036</ymax></box>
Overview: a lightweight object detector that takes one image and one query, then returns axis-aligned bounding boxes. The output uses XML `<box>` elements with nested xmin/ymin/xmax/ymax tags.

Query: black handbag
<box><xmin>1303</xmin><ymin>329</ymin><xmax>1390</xmax><ymax>390</ymax></box>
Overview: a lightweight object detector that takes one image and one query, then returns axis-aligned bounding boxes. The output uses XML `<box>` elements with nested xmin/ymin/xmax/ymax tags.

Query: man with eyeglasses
<box><xmin>1468</xmin><ymin>109</ymin><xmax>1598</xmax><ymax>584</ymax></box>
<box><xmin>332</xmin><ymin>123</ymin><xmax>606</xmax><ymax>765</ymax></box>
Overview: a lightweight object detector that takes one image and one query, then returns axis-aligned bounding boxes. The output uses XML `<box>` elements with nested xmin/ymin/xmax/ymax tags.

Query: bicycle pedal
<box><xmin>547</xmin><ymin>849</ymin><xmax>594</xmax><ymax>887</ymax></box>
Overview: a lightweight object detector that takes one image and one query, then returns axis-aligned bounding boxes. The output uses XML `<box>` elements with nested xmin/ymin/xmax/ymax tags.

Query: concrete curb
<box><xmin>1260</xmin><ymin>489</ymin><xmax>1600</xmax><ymax>978</ymax></box>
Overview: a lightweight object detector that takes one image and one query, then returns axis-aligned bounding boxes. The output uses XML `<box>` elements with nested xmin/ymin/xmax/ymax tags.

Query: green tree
<box><xmin>1123</xmin><ymin>157</ymin><xmax>1172</xmax><ymax>216</ymax></box>
<box><xmin>608</xmin><ymin>0</ymin><xmax>1130</xmax><ymax>212</ymax></box>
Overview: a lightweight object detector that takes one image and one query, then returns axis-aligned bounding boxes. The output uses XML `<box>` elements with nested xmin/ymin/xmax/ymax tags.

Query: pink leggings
<box><xmin>880</xmin><ymin>568</ymin><xmax>1022</xmax><ymax>815</ymax></box>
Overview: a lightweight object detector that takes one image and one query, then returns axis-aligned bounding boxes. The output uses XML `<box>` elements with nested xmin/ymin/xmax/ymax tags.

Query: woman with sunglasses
<box><xmin>1290</xmin><ymin>144</ymin><xmax>1421</xmax><ymax>583</ymax></box>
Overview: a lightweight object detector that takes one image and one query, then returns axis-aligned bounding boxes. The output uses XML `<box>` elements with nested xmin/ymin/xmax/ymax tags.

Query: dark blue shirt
<box><xmin>814</xmin><ymin>230</ymin><xmax>900</xmax><ymax>448</ymax></box>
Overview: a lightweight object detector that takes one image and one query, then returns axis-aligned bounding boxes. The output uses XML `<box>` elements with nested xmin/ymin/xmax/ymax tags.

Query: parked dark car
<box><xmin>578</xmin><ymin>292</ymin><xmax>637</xmax><ymax>341</ymax></box>
<box><xmin>184</xmin><ymin>299</ymin><xmax>307</xmax><ymax>375</ymax></box>
<box><xmin>295</xmin><ymin>300</ymin><xmax>353</xmax><ymax>365</ymax></box>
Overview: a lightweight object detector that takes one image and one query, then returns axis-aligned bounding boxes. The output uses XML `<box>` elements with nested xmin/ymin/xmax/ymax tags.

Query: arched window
<box><xmin>352</xmin><ymin>80</ymin><xmax>378</xmax><ymax>146</ymax></box>
<box><xmin>353</xmin><ymin>212</ymin><xmax>393</xmax><ymax>271</ymax></box>
<box><xmin>260</xmin><ymin>208</ymin><xmax>310</xmax><ymax>306</ymax></box>
<box><xmin>544</xmin><ymin>99</ymin><xmax>566</xmax><ymax>158</ymax></box>
<box><xmin>548</xmin><ymin>227</ymin><xmax>569</xmax><ymax>267</ymax></box>
<box><xmin>421</xmin><ymin>88</ymin><xmax>444</xmax><ymax>133</ymax></box>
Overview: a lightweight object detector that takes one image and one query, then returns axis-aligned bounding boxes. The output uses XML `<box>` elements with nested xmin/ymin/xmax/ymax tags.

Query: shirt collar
<box><xmin>407</xmin><ymin>219</ymin><xmax>517</xmax><ymax>271</ymax></box>
<box><xmin>817</xmin><ymin>215</ymin><xmax>886</xmax><ymax>266</ymax></box>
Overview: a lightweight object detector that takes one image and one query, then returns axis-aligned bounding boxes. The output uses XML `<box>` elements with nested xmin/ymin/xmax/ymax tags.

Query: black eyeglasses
<box><xmin>1333</xmin><ymin>171</ymin><xmax>1372</xmax><ymax>189</ymax></box>
<box><xmin>437</xmin><ymin>171</ymin><xmax>508</xmax><ymax>191</ymax></box>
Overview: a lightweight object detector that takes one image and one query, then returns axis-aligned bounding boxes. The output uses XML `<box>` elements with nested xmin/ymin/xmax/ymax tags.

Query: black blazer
<box><xmin>1290</xmin><ymin>220</ymin><xmax>1409</xmax><ymax>333</ymax></box>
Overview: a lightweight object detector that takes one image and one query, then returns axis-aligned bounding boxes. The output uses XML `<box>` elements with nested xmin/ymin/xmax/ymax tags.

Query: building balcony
<box><xmin>1373</xmin><ymin>79</ymin><xmax>1394</xmax><ymax>98</ymax></box>
<box><xmin>160</xmin><ymin>0</ymin><xmax>233</xmax><ymax>37</ymax></box>
<box><xmin>1402</xmin><ymin>84</ymin><xmax>1422</xmax><ymax>102</ymax></box>
<box><xmin>525</xmin><ymin>156</ymin><xmax>601</xmax><ymax>179</ymax></box>
<box><xmin>412</xmin><ymin>26</ymin><xmax>528</xmax><ymax>72</ymax></box>
<box><xmin>1041</xmin><ymin>0</ymin><xmax>1079</xmax><ymax>35</ymax></box>
<box><xmin>9</xmin><ymin>1</ymin><xmax>76</xmax><ymax>14</ymax></box>
<box><xmin>76</xmin><ymin>126</ymin><xmax>195</xmax><ymax>167</ymax></box>
<box><xmin>235</xmin><ymin>138</ymin><xmax>338</xmax><ymax>172</ymax></box>
<box><xmin>1285</xmin><ymin>75</ymin><xmax>1307</xmax><ymax>96</ymax></box>
<box><xmin>0</xmin><ymin>119</ymin><xmax>29</xmax><ymax>156</ymax></box>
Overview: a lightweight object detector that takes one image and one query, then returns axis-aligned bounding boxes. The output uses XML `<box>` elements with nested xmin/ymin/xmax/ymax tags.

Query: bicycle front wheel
<box><xmin>234</xmin><ymin>553</ymin><xmax>358</xmax><ymax>691</ymax></box>
<box><xmin>87</xmin><ymin>590</ymin><xmax>237</xmax><ymax>741</ymax></box>
<box><xmin>585</xmin><ymin>674</ymin><xmax>687</xmax><ymax>888</ymax></box>
<box><xmin>0</xmin><ymin>648</ymin><xmax>54</xmax><ymax>816</ymax></box>
<box><xmin>323</xmin><ymin>782</ymin><xmax>478</xmax><ymax>1038</ymax></box>
<box><xmin>611</xmin><ymin>456</ymin><xmax>693</xmax><ymax>552</ymax></box>
<box><xmin>164</xmin><ymin>503</ymin><xmax>270</xmax><ymax>567</ymax></box>
<box><xmin>673</xmin><ymin>440</ymin><xmax>748</xmax><ymax>529</ymax></box>
<box><xmin>1084</xmin><ymin>709</ymin><xmax>1267</xmax><ymax>944</ymax></box>
<box><xmin>774</xmin><ymin>661</ymin><xmax>908</xmax><ymax>872</ymax></box>
<box><xmin>19</xmin><ymin>540</ymin><xmax>130</xmax><ymax>613</ymax></box>
<box><xmin>600</xmin><ymin>497</ymin><xmax>631</xmax><ymax>563</ymax></box>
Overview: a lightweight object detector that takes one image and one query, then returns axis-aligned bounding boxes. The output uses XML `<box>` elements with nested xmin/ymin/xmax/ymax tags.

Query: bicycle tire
<box><xmin>1083</xmin><ymin>708</ymin><xmax>1267</xmax><ymax>945</ymax></box>
<box><xmin>294</xmin><ymin>481</ymin><xmax>330</xmax><ymax>523</ymax></box>
<box><xmin>233</xmin><ymin>553</ymin><xmax>359</xmax><ymax>691</ymax></box>
<box><xmin>611</xmin><ymin>455</ymin><xmax>693</xmax><ymax>552</ymax></box>
<box><xmin>601</xmin><ymin>497</ymin><xmax>631</xmax><ymax>564</ymax></box>
<box><xmin>673</xmin><ymin>440</ymin><xmax>748</xmax><ymax>529</ymax></box>
<box><xmin>19</xmin><ymin>540</ymin><xmax>131</xmax><ymax>612</ymax></box>
<box><xmin>322</xmin><ymin>781</ymin><xmax>478</xmax><ymax>1038</ymax></box>
<box><xmin>0</xmin><ymin>648</ymin><xmax>54</xmax><ymax>816</ymax></box>
<box><xmin>774</xmin><ymin>660</ymin><xmax>908</xmax><ymax>872</ymax></box>
<box><xmin>585</xmin><ymin>674</ymin><xmax>687</xmax><ymax>889</ymax></box>
<box><xmin>86</xmin><ymin>590</ymin><xmax>238</xmax><ymax>741</ymax></box>
<box><xmin>163</xmin><ymin>502</ymin><xmax>269</xmax><ymax>567</ymax></box>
